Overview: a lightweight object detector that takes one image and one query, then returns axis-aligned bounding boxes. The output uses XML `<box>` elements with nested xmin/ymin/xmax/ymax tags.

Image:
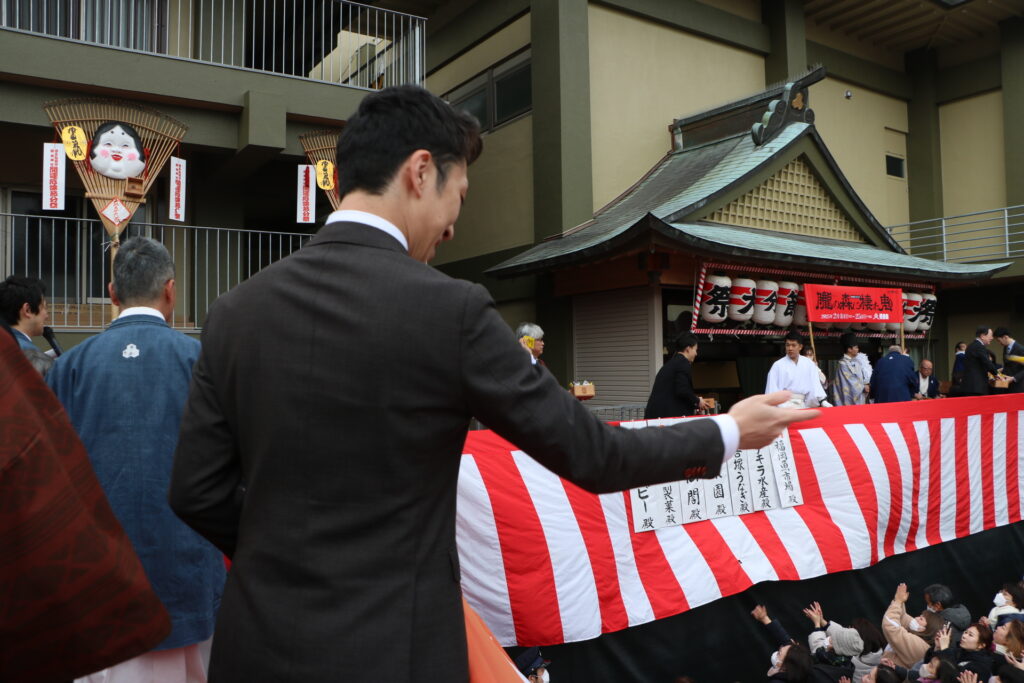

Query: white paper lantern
<box><xmin>752</xmin><ymin>280</ymin><xmax>778</xmax><ymax>325</ymax></box>
<box><xmin>917</xmin><ymin>293</ymin><xmax>937</xmax><ymax>331</ymax></box>
<box><xmin>774</xmin><ymin>281</ymin><xmax>798</xmax><ymax>327</ymax></box>
<box><xmin>868</xmin><ymin>320</ymin><xmax>888</xmax><ymax>332</ymax></box>
<box><xmin>793</xmin><ymin>285</ymin><xmax>807</xmax><ymax>326</ymax></box>
<box><xmin>728</xmin><ymin>277</ymin><xmax>756</xmax><ymax>322</ymax></box>
<box><xmin>700</xmin><ymin>274</ymin><xmax>731</xmax><ymax>323</ymax></box>
<box><xmin>850</xmin><ymin>321</ymin><xmax>868</xmax><ymax>331</ymax></box>
<box><xmin>903</xmin><ymin>293</ymin><xmax>924</xmax><ymax>332</ymax></box>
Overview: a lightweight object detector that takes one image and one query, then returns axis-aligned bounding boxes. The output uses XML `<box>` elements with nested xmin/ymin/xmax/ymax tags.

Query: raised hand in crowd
<box><xmin>751</xmin><ymin>604</ymin><xmax>771</xmax><ymax>625</ymax></box>
<box><xmin>1009</xmin><ymin>651</ymin><xmax>1024</xmax><ymax>670</ymax></box>
<box><xmin>730</xmin><ymin>391</ymin><xmax>820</xmax><ymax>450</ymax></box>
<box><xmin>802</xmin><ymin>601</ymin><xmax>826</xmax><ymax>628</ymax></box>
<box><xmin>893</xmin><ymin>583</ymin><xmax>910</xmax><ymax>603</ymax></box>
<box><xmin>957</xmin><ymin>670</ymin><xmax>977</xmax><ymax>683</ymax></box>
<box><xmin>838</xmin><ymin>677</ymin><xmax>851</xmax><ymax>683</ymax></box>
<box><xmin>935</xmin><ymin>623</ymin><xmax>952</xmax><ymax>651</ymax></box>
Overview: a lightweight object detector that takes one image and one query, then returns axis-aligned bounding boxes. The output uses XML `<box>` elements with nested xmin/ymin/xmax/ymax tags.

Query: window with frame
<box><xmin>445</xmin><ymin>50</ymin><xmax>531</xmax><ymax>133</ymax></box>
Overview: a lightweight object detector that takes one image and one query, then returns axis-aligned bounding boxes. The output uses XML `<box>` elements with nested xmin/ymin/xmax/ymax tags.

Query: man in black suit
<box><xmin>168</xmin><ymin>86</ymin><xmax>815</xmax><ymax>682</ymax></box>
<box><xmin>645</xmin><ymin>332</ymin><xmax>706</xmax><ymax>418</ymax></box>
<box><xmin>996</xmin><ymin>327</ymin><xmax>1024</xmax><ymax>393</ymax></box>
<box><xmin>961</xmin><ymin>326</ymin><xmax>1002</xmax><ymax>396</ymax></box>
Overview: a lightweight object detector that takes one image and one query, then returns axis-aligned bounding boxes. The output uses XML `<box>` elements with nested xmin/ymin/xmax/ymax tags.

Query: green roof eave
<box><xmin>657</xmin><ymin>222</ymin><xmax>1010</xmax><ymax>281</ymax></box>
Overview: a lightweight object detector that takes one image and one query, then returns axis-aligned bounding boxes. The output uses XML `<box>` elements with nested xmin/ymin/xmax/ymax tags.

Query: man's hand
<box><xmin>751</xmin><ymin>605</ymin><xmax>771</xmax><ymax>624</ymax></box>
<box><xmin>894</xmin><ymin>583</ymin><xmax>909</xmax><ymax>603</ymax></box>
<box><xmin>730</xmin><ymin>391</ymin><xmax>820</xmax><ymax>450</ymax></box>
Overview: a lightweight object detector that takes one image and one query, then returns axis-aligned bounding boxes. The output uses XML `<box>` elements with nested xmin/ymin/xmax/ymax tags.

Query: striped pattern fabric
<box><xmin>456</xmin><ymin>396</ymin><xmax>1024</xmax><ymax>646</ymax></box>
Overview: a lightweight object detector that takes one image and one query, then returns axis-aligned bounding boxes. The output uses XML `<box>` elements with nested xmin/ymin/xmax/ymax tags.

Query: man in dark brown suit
<box><xmin>168</xmin><ymin>86</ymin><xmax>815</xmax><ymax>682</ymax></box>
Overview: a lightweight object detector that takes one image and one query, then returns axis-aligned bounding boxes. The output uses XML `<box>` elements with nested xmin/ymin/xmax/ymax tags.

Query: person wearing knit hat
<box><xmin>805</xmin><ymin>601</ymin><xmax>865</xmax><ymax>670</ymax></box>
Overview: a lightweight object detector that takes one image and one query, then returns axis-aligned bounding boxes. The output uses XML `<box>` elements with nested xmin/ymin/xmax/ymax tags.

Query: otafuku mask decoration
<box><xmin>89</xmin><ymin>121</ymin><xmax>147</xmax><ymax>180</ymax></box>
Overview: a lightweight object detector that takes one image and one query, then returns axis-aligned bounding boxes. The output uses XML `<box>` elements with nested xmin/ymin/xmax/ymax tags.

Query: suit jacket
<box><xmin>870</xmin><ymin>351</ymin><xmax>918</xmax><ymax>403</ymax></box>
<box><xmin>1003</xmin><ymin>340</ymin><xmax>1024</xmax><ymax>393</ymax></box>
<box><xmin>169</xmin><ymin>222</ymin><xmax>727</xmax><ymax>682</ymax></box>
<box><xmin>644</xmin><ymin>353</ymin><xmax>699</xmax><ymax>418</ymax></box>
<box><xmin>962</xmin><ymin>339</ymin><xmax>1000</xmax><ymax>396</ymax></box>
<box><xmin>47</xmin><ymin>315</ymin><xmax>225</xmax><ymax>650</ymax></box>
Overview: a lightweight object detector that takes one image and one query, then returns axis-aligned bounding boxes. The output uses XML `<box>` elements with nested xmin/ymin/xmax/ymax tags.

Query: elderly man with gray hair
<box><xmin>47</xmin><ymin>237</ymin><xmax>225</xmax><ymax>682</ymax></box>
<box><xmin>515</xmin><ymin>321</ymin><xmax>546</xmax><ymax>367</ymax></box>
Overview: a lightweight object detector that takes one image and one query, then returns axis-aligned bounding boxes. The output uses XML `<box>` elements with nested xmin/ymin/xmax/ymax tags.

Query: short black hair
<box><xmin>674</xmin><ymin>333</ymin><xmax>698</xmax><ymax>353</ymax></box>
<box><xmin>335</xmin><ymin>85</ymin><xmax>482</xmax><ymax>199</ymax></box>
<box><xmin>924</xmin><ymin>583</ymin><xmax>953</xmax><ymax>608</ymax></box>
<box><xmin>1004</xmin><ymin>581</ymin><xmax>1024</xmax><ymax>609</ymax></box>
<box><xmin>0</xmin><ymin>275</ymin><xmax>46</xmax><ymax>325</ymax></box>
<box><xmin>90</xmin><ymin>120</ymin><xmax>147</xmax><ymax>163</ymax></box>
<box><xmin>840</xmin><ymin>333</ymin><xmax>860</xmax><ymax>353</ymax></box>
<box><xmin>784</xmin><ymin>330</ymin><xmax>803</xmax><ymax>345</ymax></box>
<box><xmin>996</xmin><ymin>326</ymin><xmax>1013</xmax><ymax>338</ymax></box>
<box><xmin>976</xmin><ymin>325</ymin><xmax>992</xmax><ymax>337</ymax></box>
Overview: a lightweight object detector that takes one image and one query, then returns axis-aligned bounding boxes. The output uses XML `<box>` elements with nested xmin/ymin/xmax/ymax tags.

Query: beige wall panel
<box><xmin>804</xmin><ymin>22</ymin><xmax>903</xmax><ymax>71</ymax></box>
<box><xmin>426</xmin><ymin>14</ymin><xmax>531</xmax><ymax>95</ymax></box>
<box><xmin>939</xmin><ymin>91</ymin><xmax>1006</xmax><ymax>217</ymax></box>
<box><xmin>588</xmin><ymin>4</ymin><xmax>764</xmax><ymax>212</ymax></box>
<box><xmin>884</xmin><ymin>128</ymin><xmax>910</xmax><ymax>228</ymax></box>
<box><xmin>810</xmin><ymin>77</ymin><xmax>909</xmax><ymax>227</ymax></box>
<box><xmin>695</xmin><ymin>0</ymin><xmax>761</xmax><ymax>22</ymax></box>
<box><xmin>433</xmin><ymin>115</ymin><xmax>534</xmax><ymax>265</ymax></box>
<box><xmin>496</xmin><ymin>299</ymin><xmax>538</xmax><ymax>333</ymax></box>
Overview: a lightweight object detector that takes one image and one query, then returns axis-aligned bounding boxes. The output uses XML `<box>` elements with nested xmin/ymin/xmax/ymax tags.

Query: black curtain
<box><xmin>507</xmin><ymin>521</ymin><xmax>1024</xmax><ymax>682</ymax></box>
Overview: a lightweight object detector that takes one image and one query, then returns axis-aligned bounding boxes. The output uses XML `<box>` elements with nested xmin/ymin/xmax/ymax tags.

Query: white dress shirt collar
<box><xmin>325</xmin><ymin>210</ymin><xmax>408</xmax><ymax>252</ymax></box>
<box><xmin>118</xmin><ymin>306</ymin><xmax>166</xmax><ymax>321</ymax></box>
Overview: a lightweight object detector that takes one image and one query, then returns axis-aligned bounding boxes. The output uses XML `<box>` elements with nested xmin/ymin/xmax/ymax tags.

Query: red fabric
<box><xmin>0</xmin><ymin>330</ymin><xmax>170</xmax><ymax>681</ymax></box>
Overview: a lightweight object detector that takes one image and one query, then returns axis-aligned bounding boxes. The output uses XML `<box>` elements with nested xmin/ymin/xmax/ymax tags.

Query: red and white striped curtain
<box><xmin>456</xmin><ymin>396</ymin><xmax>1024</xmax><ymax>646</ymax></box>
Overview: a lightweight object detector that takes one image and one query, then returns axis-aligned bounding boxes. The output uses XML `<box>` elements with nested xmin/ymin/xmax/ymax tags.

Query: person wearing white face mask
<box><xmin>880</xmin><ymin>583</ymin><xmax>944</xmax><ymax>668</ymax></box>
<box><xmin>982</xmin><ymin>582</ymin><xmax>1024</xmax><ymax>631</ymax></box>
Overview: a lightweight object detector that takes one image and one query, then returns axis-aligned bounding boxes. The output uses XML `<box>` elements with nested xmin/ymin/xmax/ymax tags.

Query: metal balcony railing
<box><xmin>1</xmin><ymin>0</ymin><xmax>425</xmax><ymax>88</ymax></box>
<box><xmin>0</xmin><ymin>212</ymin><xmax>310</xmax><ymax>331</ymax></box>
<box><xmin>886</xmin><ymin>205</ymin><xmax>1024</xmax><ymax>263</ymax></box>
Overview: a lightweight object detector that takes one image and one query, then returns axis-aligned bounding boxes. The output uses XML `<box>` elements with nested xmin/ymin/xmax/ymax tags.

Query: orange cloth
<box><xmin>464</xmin><ymin>599</ymin><xmax>528</xmax><ymax>683</ymax></box>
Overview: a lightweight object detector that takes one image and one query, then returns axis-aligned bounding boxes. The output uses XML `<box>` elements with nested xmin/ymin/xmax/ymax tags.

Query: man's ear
<box><xmin>18</xmin><ymin>301</ymin><xmax>32</xmax><ymax>322</ymax></box>
<box><xmin>107</xmin><ymin>282</ymin><xmax>122</xmax><ymax>308</ymax></box>
<box><xmin>404</xmin><ymin>149</ymin><xmax>434</xmax><ymax>198</ymax></box>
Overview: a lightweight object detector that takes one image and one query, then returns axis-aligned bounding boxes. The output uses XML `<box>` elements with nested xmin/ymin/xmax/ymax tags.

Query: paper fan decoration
<box><xmin>299</xmin><ymin>128</ymin><xmax>343</xmax><ymax>211</ymax></box>
<box><xmin>43</xmin><ymin>98</ymin><xmax>187</xmax><ymax>241</ymax></box>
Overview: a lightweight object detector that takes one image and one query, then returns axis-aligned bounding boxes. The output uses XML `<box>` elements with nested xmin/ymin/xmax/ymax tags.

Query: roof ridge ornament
<box><xmin>751</xmin><ymin>81</ymin><xmax>815</xmax><ymax>146</ymax></box>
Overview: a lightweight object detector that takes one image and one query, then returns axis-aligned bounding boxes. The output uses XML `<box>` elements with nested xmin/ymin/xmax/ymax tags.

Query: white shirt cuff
<box><xmin>710</xmin><ymin>414</ymin><xmax>739</xmax><ymax>462</ymax></box>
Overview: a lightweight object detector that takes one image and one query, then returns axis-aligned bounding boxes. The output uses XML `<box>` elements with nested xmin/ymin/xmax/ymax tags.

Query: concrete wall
<box><xmin>587</xmin><ymin>4</ymin><xmax>765</xmax><ymax>212</ymax></box>
<box><xmin>425</xmin><ymin>13</ymin><xmax>531</xmax><ymax>95</ymax></box>
<box><xmin>939</xmin><ymin>90</ymin><xmax>1006</xmax><ymax>217</ymax></box>
<box><xmin>433</xmin><ymin>115</ymin><xmax>535</xmax><ymax>266</ymax></box>
<box><xmin>810</xmin><ymin>77</ymin><xmax>910</xmax><ymax>227</ymax></box>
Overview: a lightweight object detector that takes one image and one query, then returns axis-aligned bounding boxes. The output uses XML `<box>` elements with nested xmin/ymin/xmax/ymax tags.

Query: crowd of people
<box><xmin>734</xmin><ymin>580</ymin><xmax>1024</xmax><ymax>683</ymax></box>
<box><xmin>0</xmin><ymin>86</ymin><xmax>820</xmax><ymax>683</ymax></box>
<box><xmin>645</xmin><ymin>327</ymin><xmax>1022</xmax><ymax>419</ymax></box>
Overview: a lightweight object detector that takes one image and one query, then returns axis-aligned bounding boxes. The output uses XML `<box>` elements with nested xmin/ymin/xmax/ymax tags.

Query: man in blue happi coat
<box><xmin>47</xmin><ymin>237</ymin><xmax>224</xmax><ymax>682</ymax></box>
<box><xmin>869</xmin><ymin>344</ymin><xmax>918</xmax><ymax>404</ymax></box>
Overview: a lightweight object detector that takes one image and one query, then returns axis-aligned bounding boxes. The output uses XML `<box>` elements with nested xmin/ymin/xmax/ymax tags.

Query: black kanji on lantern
<box><xmin>784</xmin><ymin>291</ymin><xmax>798</xmax><ymax>316</ymax></box>
<box><xmin>736</xmin><ymin>289</ymin><xmax>755</xmax><ymax>315</ymax></box>
<box><xmin>704</xmin><ymin>284</ymin><xmax>730</xmax><ymax>317</ymax></box>
<box><xmin>911</xmin><ymin>298</ymin><xmax>936</xmax><ymax>324</ymax></box>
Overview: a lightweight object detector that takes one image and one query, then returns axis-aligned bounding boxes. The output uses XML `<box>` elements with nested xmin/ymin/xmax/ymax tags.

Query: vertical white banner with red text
<box><xmin>42</xmin><ymin>143</ymin><xmax>65</xmax><ymax>211</ymax></box>
<box><xmin>169</xmin><ymin>156</ymin><xmax>187</xmax><ymax>222</ymax></box>
<box><xmin>296</xmin><ymin>165</ymin><xmax>316</xmax><ymax>224</ymax></box>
